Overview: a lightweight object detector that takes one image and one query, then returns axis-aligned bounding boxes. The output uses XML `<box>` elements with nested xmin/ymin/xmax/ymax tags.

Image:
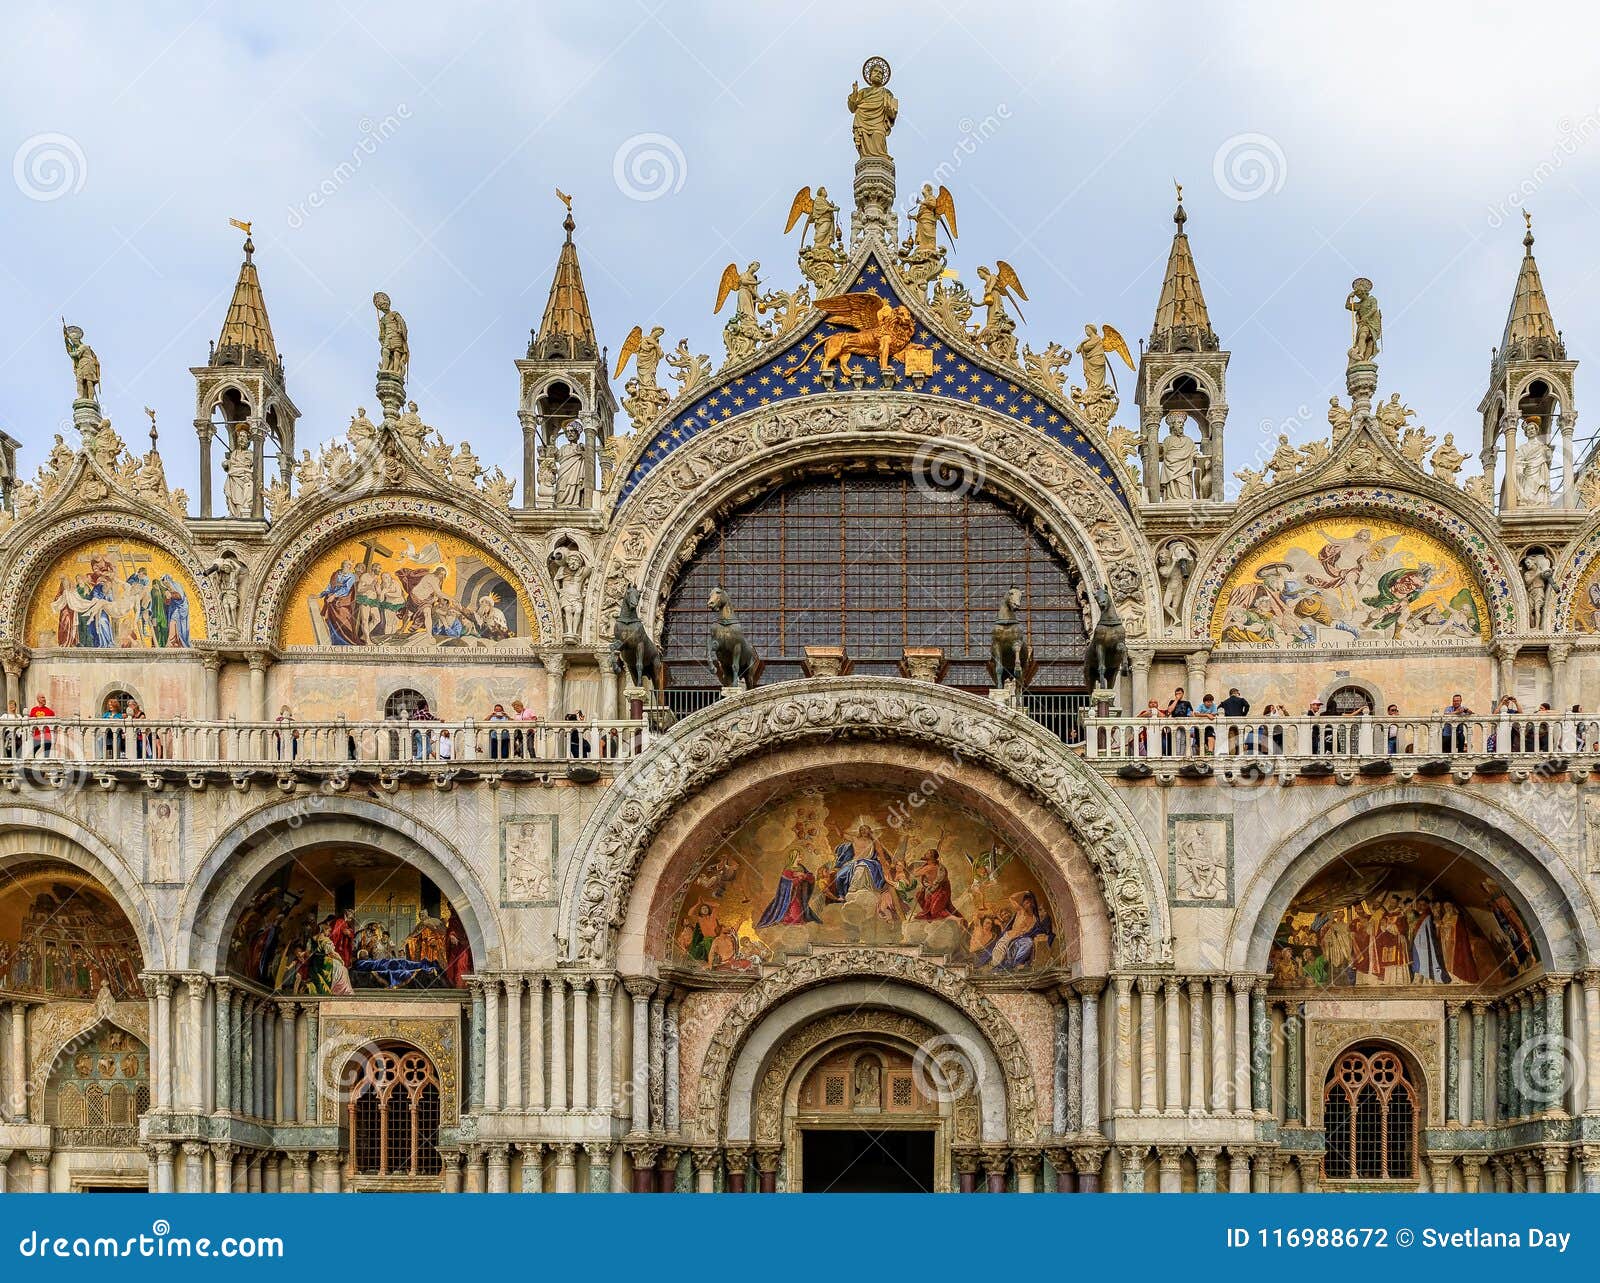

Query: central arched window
<box><xmin>350</xmin><ymin>1045</ymin><xmax>443</xmax><ymax>1179</ymax></box>
<box><xmin>1322</xmin><ymin>1045</ymin><xmax>1417</xmax><ymax>1182</ymax></box>
<box><xmin>384</xmin><ymin>688</ymin><xmax>429</xmax><ymax>720</ymax></box>
<box><xmin>661</xmin><ymin>473</ymin><xmax>1087</xmax><ymax>690</ymax></box>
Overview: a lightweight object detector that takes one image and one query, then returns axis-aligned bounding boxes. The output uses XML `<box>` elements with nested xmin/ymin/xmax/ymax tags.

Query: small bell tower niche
<box><xmin>516</xmin><ymin>191</ymin><xmax>616</xmax><ymax>511</ymax></box>
<box><xmin>191</xmin><ymin>220</ymin><xmax>299</xmax><ymax>522</ymax></box>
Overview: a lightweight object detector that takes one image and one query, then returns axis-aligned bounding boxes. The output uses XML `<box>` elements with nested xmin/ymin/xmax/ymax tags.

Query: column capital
<box><xmin>141</xmin><ymin>972</ymin><xmax>174</xmax><ymax>999</ymax></box>
<box><xmin>689</xmin><ymin>1145</ymin><xmax>722</xmax><ymax>1174</ymax></box>
<box><xmin>584</xmin><ymin>1141</ymin><xmax>615</xmax><ymax>1164</ymax></box>
<box><xmin>180</xmin><ymin>1141</ymin><xmax>207</xmax><ymax>1159</ymax></box>
<box><xmin>1445</xmin><ymin>999</ymin><xmax>1468</xmax><ymax>1018</ymax></box>
<box><xmin>550</xmin><ymin>1142</ymin><xmax>577</xmax><ymax>1164</ymax></box>
<box><xmin>1155</xmin><ymin>1145</ymin><xmax>1184</xmax><ymax>1172</ymax></box>
<box><xmin>25</xmin><ymin>1149</ymin><xmax>52</xmax><ymax>1167</ymax></box>
<box><xmin>753</xmin><ymin>1146</ymin><xmax>782</xmax><ymax>1175</ymax></box>
<box><xmin>593</xmin><ymin>975</ymin><xmax>616</xmax><ymax>997</ymax></box>
<box><xmin>1191</xmin><ymin>1145</ymin><xmax>1221</xmax><ymax>1166</ymax></box>
<box><xmin>1229</xmin><ymin>973</ymin><xmax>1253</xmax><ymax>994</ymax></box>
<box><xmin>1185</xmin><ymin>977</ymin><xmax>1206</xmax><ymax>998</ymax></box>
<box><xmin>951</xmin><ymin>1146</ymin><xmax>982</xmax><ymax>1175</ymax></box>
<box><xmin>1071</xmin><ymin>976</ymin><xmax>1106</xmax><ymax>999</ymax></box>
<box><xmin>1549</xmin><ymin>640</ymin><xmax>1575</xmax><ymax>664</ymax></box>
<box><xmin>182</xmin><ymin>974</ymin><xmax>208</xmax><ymax>998</ymax></box>
<box><xmin>1008</xmin><ymin>1147</ymin><xmax>1041</xmax><ymax>1177</ymax></box>
<box><xmin>1070</xmin><ymin>1144</ymin><xmax>1108</xmax><ymax>1176</ymax></box>
<box><xmin>288</xmin><ymin>1152</ymin><xmax>312</xmax><ymax>1172</ymax></box>
<box><xmin>1135</xmin><ymin>973</ymin><xmax>1162</xmax><ymax>995</ymax></box>
<box><xmin>1540</xmin><ymin>1146</ymin><xmax>1568</xmax><ymax>1177</ymax></box>
<box><xmin>566</xmin><ymin>973</ymin><xmax>590</xmax><ymax>995</ymax></box>
<box><xmin>622</xmin><ymin>975</ymin><xmax>657</xmax><ymax>999</ymax></box>
<box><xmin>209</xmin><ymin>1142</ymin><xmax>236</xmax><ymax>1163</ymax></box>
<box><xmin>1578</xmin><ymin>1145</ymin><xmax>1600</xmax><ymax>1176</ymax></box>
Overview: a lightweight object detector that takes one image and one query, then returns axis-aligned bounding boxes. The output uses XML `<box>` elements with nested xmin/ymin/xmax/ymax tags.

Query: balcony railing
<box><xmin>1082</xmin><ymin>712</ymin><xmax>1593</xmax><ymax>771</ymax></box>
<box><xmin>0</xmin><ymin>717</ymin><xmax>649</xmax><ymax>772</ymax></box>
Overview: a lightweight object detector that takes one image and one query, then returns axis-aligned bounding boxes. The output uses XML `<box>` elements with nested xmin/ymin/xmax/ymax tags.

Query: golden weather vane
<box><xmin>229</xmin><ymin>217</ymin><xmax>252</xmax><ymax>237</ymax></box>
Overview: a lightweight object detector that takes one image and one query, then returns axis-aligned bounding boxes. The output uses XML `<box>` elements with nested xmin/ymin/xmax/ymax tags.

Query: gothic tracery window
<box><xmin>349</xmin><ymin>1045</ymin><xmax>443</xmax><ymax>1179</ymax></box>
<box><xmin>1322</xmin><ymin>1045</ymin><xmax>1417</xmax><ymax>1182</ymax></box>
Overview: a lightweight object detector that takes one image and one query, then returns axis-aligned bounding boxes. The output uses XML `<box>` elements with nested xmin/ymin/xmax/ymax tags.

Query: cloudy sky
<box><xmin>2</xmin><ymin>2</ymin><xmax>1598</xmax><ymax>498</ymax></box>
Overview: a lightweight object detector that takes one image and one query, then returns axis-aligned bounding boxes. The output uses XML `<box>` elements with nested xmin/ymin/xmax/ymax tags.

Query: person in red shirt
<box><xmin>28</xmin><ymin>696</ymin><xmax>54</xmax><ymax>757</ymax></box>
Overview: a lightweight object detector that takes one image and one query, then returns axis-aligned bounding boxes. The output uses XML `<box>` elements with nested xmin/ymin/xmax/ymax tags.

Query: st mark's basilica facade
<box><xmin>1</xmin><ymin>55</ymin><xmax>1599</xmax><ymax>1196</ymax></box>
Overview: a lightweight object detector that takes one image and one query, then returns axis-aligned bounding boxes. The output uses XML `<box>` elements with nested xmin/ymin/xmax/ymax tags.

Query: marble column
<box><xmin>1079</xmin><ymin>981</ymin><xmax>1102</xmax><ymax>1134</ymax></box>
<box><xmin>692</xmin><ymin>1146</ymin><xmax>720</xmax><ymax>1194</ymax></box>
<box><xmin>1460</xmin><ymin>1153</ymin><xmax>1488</xmax><ymax>1194</ymax></box>
<box><xmin>518</xmin><ymin>1143</ymin><xmax>544</xmax><ymax>1192</ymax></box>
<box><xmin>1119</xmin><ymin>1145</ymin><xmax>1147</xmax><ymax>1193</ymax></box>
<box><xmin>504</xmin><ymin>977</ymin><xmax>523</xmax><ymax>1112</ymax></box>
<box><xmin>8</xmin><ymin>1001</ymin><xmax>27</xmax><ymax>1121</ymax></box>
<box><xmin>1162</xmin><ymin>979</ymin><xmax>1182</xmax><ymax>1117</ymax></box>
<box><xmin>154</xmin><ymin>976</ymin><xmax>174</xmax><ymax>1111</ymax></box>
<box><xmin>528</xmin><ymin>976</ymin><xmax>546</xmax><ymax>1111</ymax></box>
<box><xmin>1294</xmin><ymin>1153</ymin><xmax>1321</xmax><ymax>1193</ymax></box>
<box><xmin>595</xmin><ymin>977</ymin><xmax>615</xmax><ymax>1114</ymax></box>
<box><xmin>1231</xmin><ymin>977</ymin><xmax>1250</xmax><ymax>1117</ymax></box>
<box><xmin>1445</xmin><ymin>1001</ymin><xmax>1462</xmax><ymax>1125</ymax></box>
<box><xmin>289</xmin><ymin>1152</ymin><xmax>312</xmax><ymax>1194</ymax></box>
<box><xmin>626</xmin><ymin>978</ymin><xmax>653</xmax><ymax>1132</ymax></box>
<box><xmin>1580</xmin><ymin>1146</ymin><xmax>1600</xmax><ymax>1195</ymax></box>
<box><xmin>151</xmin><ymin>1142</ymin><xmax>175</xmax><ymax>1193</ymax></box>
<box><xmin>587</xmin><ymin>1142</ymin><xmax>615</xmax><ymax>1193</ymax></box>
<box><xmin>648</xmin><ymin>992</ymin><xmax>666</xmax><ymax>1130</ymax></box>
<box><xmin>1194</xmin><ymin>1146</ymin><xmax>1220</xmax><ymax>1193</ymax></box>
<box><xmin>552</xmin><ymin>1143</ymin><xmax>577</xmax><ymax>1193</ymax></box>
<box><xmin>1545</xmin><ymin>977</ymin><xmax>1567</xmax><ymax>1113</ymax></box>
<box><xmin>543</xmin><ymin>654</ymin><xmax>567</xmax><ymax>723</ymax></box>
<box><xmin>1282</xmin><ymin>1001</ymin><xmax>1302</xmax><ymax>1124</ymax></box>
<box><xmin>1470</xmin><ymin>1001</ymin><xmax>1487</xmax><ymax>1125</ymax></box>
<box><xmin>1052</xmin><ymin>994</ymin><xmax>1070</xmax><ymax>1134</ymax></box>
<box><xmin>1156</xmin><ymin>1147</ymin><xmax>1183</xmax><ymax>1194</ymax></box>
<box><xmin>467</xmin><ymin>980</ymin><xmax>485</xmax><ymax>1113</ymax></box>
<box><xmin>182</xmin><ymin>1141</ymin><xmax>205</xmax><ymax>1193</ymax></box>
<box><xmin>1012</xmin><ymin>1149</ymin><xmax>1040</xmax><ymax>1193</ymax></box>
<box><xmin>1064</xmin><ymin>989</ymin><xmax>1081</xmax><ymax>1132</ymax></box>
<box><xmin>317</xmin><ymin>1152</ymin><xmax>343</xmax><ymax>1194</ymax></box>
<box><xmin>1496</xmin><ymin>1000</ymin><xmax>1511</xmax><ymax>1120</ymax></box>
<box><xmin>1249</xmin><ymin>980</ymin><xmax>1270</xmax><ymax>1116</ymax></box>
<box><xmin>302</xmin><ymin>1001</ymin><xmax>319</xmax><ymax>1121</ymax></box>
<box><xmin>571</xmin><ymin>977</ymin><xmax>591</xmax><ymax>1111</ymax></box>
<box><xmin>486</xmin><ymin>1145</ymin><xmax>510</xmax><ymax>1193</ymax></box>
<box><xmin>1209</xmin><ymin>979</ymin><xmax>1229</xmax><ymax>1115</ymax></box>
<box><xmin>462</xmin><ymin>1147</ymin><xmax>484</xmax><ymax>1193</ymax></box>
<box><xmin>211</xmin><ymin>1145</ymin><xmax>234</xmax><ymax>1193</ymax></box>
<box><xmin>1072</xmin><ymin>1147</ymin><xmax>1105</xmax><ymax>1194</ymax></box>
<box><xmin>279</xmin><ymin>1001</ymin><xmax>297</xmax><ymax>1124</ymax></box>
<box><xmin>1251</xmin><ymin>1151</ymin><xmax>1277</xmax><ymax>1193</ymax></box>
<box><xmin>183</xmin><ymin>976</ymin><xmax>206</xmax><ymax>1113</ymax></box>
<box><xmin>484</xmin><ymin>976</ymin><xmax>501</xmax><ymax>1112</ymax></box>
<box><xmin>239</xmin><ymin>996</ymin><xmax>254</xmax><ymax>1119</ymax></box>
<box><xmin>1585</xmin><ymin>973</ymin><xmax>1600</xmax><ymax>1115</ymax></box>
<box><xmin>550</xmin><ymin>975</ymin><xmax>569</xmax><ymax>1111</ymax></box>
<box><xmin>1136</xmin><ymin>976</ymin><xmax>1159</xmax><ymax>1117</ymax></box>
<box><xmin>1186</xmin><ymin>979</ymin><xmax>1206</xmax><ymax>1117</ymax></box>
<box><xmin>213</xmin><ymin>981</ymin><xmax>233</xmax><ymax>1116</ymax></box>
<box><xmin>663</xmin><ymin>992</ymin><xmax>681</xmax><ymax>1133</ymax></box>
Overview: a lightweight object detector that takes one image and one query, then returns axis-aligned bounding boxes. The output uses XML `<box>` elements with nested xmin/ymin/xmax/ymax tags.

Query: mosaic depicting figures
<box><xmin>227</xmin><ymin>849</ymin><xmax>473</xmax><ymax>993</ymax></box>
<box><xmin>1270</xmin><ymin>845</ymin><xmax>1538</xmax><ymax>990</ymax></box>
<box><xmin>1211</xmin><ymin>518</ymin><xmax>1487</xmax><ymax>647</ymax></box>
<box><xmin>1567</xmin><ymin>555</ymin><xmax>1600</xmax><ymax>634</ymax></box>
<box><xmin>281</xmin><ymin>525</ymin><xmax>535</xmax><ymax>648</ymax></box>
<box><xmin>0</xmin><ymin>863</ymin><xmax>144</xmax><ymax>1000</ymax></box>
<box><xmin>26</xmin><ymin>538</ymin><xmax>204</xmax><ymax>649</ymax></box>
<box><xmin>669</xmin><ymin>787</ymin><xmax>1055</xmax><ymax>973</ymax></box>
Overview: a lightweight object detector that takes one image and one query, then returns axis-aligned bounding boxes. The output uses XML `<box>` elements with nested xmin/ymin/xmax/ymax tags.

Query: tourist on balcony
<box><xmin>1488</xmin><ymin>694</ymin><xmax>1522</xmax><ymax>754</ymax></box>
<box><xmin>1195</xmin><ymin>693</ymin><xmax>1219</xmax><ymax>752</ymax></box>
<box><xmin>127</xmin><ymin>699</ymin><xmax>151</xmax><ymax>760</ymax></box>
<box><xmin>487</xmin><ymin>703</ymin><xmax>511</xmax><ymax>760</ymax></box>
<box><xmin>1440</xmin><ymin>693</ymin><xmax>1473</xmax><ymax>753</ymax></box>
<box><xmin>1305</xmin><ymin>699</ymin><xmax>1325</xmax><ymax>755</ymax></box>
<box><xmin>1534</xmin><ymin>702</ymin><xmax>1553</xmax><ymax>754</ymax></box>
<box><xmin>274</xmin><ymin>704</ymin><xmax>298</xmax><ymax>761</ymax></box>
<box><xmin>511</xmin><ymin>698</ymin><xmax>540</xmax><ymax>758</ymax></box>
<box><xmin>1257</xmin><ymin>704</ymin><xmax>1287</xmax><ymax>755</ymax></box>
<box><xmin>1219</xmin><ymin>687</ymin><xmax>1250</xmax><ymax>752</ymax></box>
<box><xmin>1134</xmin><ymin>698</ymin><xmax>1163</xmax><ymax>756</ymax></box>
<box><xmin>566</xmin><ymin>710</ymin><xmax>592</xmax><ymax>758</ymax></box>
<box><xmin>437</xmin><ymin>726</ymin><xmax>454</xmax><ymax>761</ymax></box>
<box><xmin>99</xmin><ymin>696</ymin><xmax>127</xmax><ymax>760</ymax></box>
<box><xmin>0</xmin><ymin>699</ymin><xmax>20</xmax><ymax>759</ymax></box>
<box><xmin>1573</xmin><ymin>705</ymin><xmax>1586</xmax><ymax>752</ymax></box>
<box><xmin>409</xmin><ymin>700</ymin><xmax>440</xmax><ymax>760</ymax></box>
<box><xmin>1161</xmin><ymin>687</ymin><xmax>1192</xmax><ymax>755</ymax></box>
<box><xmin>28</xmin><ymin>696</ymin><xmax>54</xmax><ymax>758</ymax></box>
<box><xmin>1382</xmin><ymin>704</ymin><xmax>1407</xmax><ymax>755</ymax></box>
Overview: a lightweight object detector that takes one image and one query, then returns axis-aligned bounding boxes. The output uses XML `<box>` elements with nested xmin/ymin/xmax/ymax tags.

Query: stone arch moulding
<box><xmin>247</xmin><ymin>491</ymin><xmax>557</xmax><ymax>644</ymax></box>
<box><xmin>560</xmin><ymin>678</ymin><xmax>1170</xmax><ymax>969</ymax></box>
<box><xmin>1226</xmin><ymin>785</ymin><xmax>1597</xmax><ymax>976</ymax></box>
<box><xmin>1149</xmin><ymin>366</ymin><xmax>1223</xmax><ymax>408</ymax></box>
<box><xmin>0</xmin><ymin>806</ymin><xmax>163</xmax><ymax>967</ymax></box>
<box><xmin>0</xmin><ymin>508</ymin><xmax>218</xmax><ymax>647</ymax></box>
<box><xmin>695</xmin><ymin>960</ymin><xmax>1033</xmax><ymax>1145</ymax></box>
<box><xmin>175</xmin><ymin>793</ymin><xmax>504</xmax><ymax>973</ymax></box>
<box><xmin>1188</xmin><ymin>486</ymin><xmax>1520</xmax><ymax>640</ymax></box>
<box><xmin>590</xmin><ymin>394</ymin><xmax>1153</xmax><ymax>646</ymax></box>
<box><xmin>29</xmin><ymin>1007</ymin><xmax>152</xmax><ymax>1124</ymax></box>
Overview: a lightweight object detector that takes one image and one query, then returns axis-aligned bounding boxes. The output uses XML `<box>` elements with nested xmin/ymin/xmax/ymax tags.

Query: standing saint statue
<box><xmin>1158</xmin><ymin>411</ymin><xmax>1201</xmax><ymax>502</ymax></box>
<box><xmin>552</xmin><ymin>423</ymin><xmax>590</xmax><ymax>508</ymax></box>
<box><xmin>222</xmin><ymin>424</ymin><xmax>255</xmax><ymax>518</ymax></box>
<box><xmin>1345</xmin><ymin>277</ymin><xmax>1381</xmax><ymax>369</ymax></box>
<box><xmin>847</xmin><ymin>57</ymin><xmax>898</xmax><ymax>159</ymax></box>
<box><xmin>62</xmin><ymin>322</ymin><xmax>101</xmax><ymax>402</ymax></box>
<box><xmin>1516</xmin><ymin>416</ymin><xmax>1553</xmax><ymax>507</ymax></box>
<box><xmin>373</xmin><ymin>292</ymin><xmax>410</xmax><ymax>381</ymax></box>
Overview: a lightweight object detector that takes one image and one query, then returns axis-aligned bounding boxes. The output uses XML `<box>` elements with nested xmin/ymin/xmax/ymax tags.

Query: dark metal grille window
<box><xmin>350</xmin><ymin>1046</ymin><xmax>443</xmax><ymax>1179</ymax></box>
<box><xmin>1322</xmin><ymin>1046</ymin><xmax>1416</xmax><ymax>1182</ymax></box>
<box><xmin>662</xmin><ymin>474</ymin><xmax>1087</xmax><ymax>689</ymax></box>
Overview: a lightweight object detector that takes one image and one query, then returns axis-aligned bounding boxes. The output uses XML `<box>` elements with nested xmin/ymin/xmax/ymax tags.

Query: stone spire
<box><xmin>1146</xmin><ymin>184</ymin><xmax>1218</xmax><ymax>355</ymax></box>
<box><xmin>531</xmin><ymin>191</ymin><xmax>598</xmax><ymax>361</ymax></box>
<box><xmin>1498</xmin><ymin>211</ymin><xmax>1564</xmax><ymax>362</ymax></box>
<box><xmin>212</xmin><ymin>223</ymin><xmax>281</xmax><ymax>373</ymax></box>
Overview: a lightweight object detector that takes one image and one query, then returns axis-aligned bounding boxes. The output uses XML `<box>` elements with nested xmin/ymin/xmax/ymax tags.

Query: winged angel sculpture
<box><xmin>786</xmin><ymin>292</ymin><xmax>918</xmax><ymax>378</ymax></box>
<box><xmin>971</xmin><ymin>261</ymin><xmax>1027</xmax><ymax>361</ymax></box>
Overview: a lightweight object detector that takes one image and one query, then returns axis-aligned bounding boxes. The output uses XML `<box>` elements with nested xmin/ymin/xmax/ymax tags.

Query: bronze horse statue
<box><xmin>611</xmin><ymin>583</ymin><xmax>666</xmax><ymax>692</ymax></box>
<box><xmin>1084</xmin><ymin>584</ymin><xmax>1128</xmax><ymax>693</ymax></box>
<box><xmin>988</xmin><ymin>586</ymin><xmax>1033</xmax><ymax>689</ymax></box>
<box><xmin>708</xmin><ymin>585</ymin><xmax>762</xmax><ymax>688</ymax></box>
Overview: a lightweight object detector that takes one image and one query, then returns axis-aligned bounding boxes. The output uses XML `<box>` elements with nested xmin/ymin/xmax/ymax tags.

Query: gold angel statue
<box><xmin>786</xmin><ymin>292</ymin><xmax>917</xmax><ymax>378</ymax></box>
<box><xmin>974</xmin><ymin>261</ymin><xmax>1027</xmax><ymax>324</ymax></box>
<box><xmin>714</xmin><ymin>262</ymin><xmax>768</xmax><ymax>362</ymax></box>
<box><xmin>784</xmin><ymin>186</ymin><xmax>839</xmax><ymax>250</ymax></box>
<box><xmin>907</xmin><ymin>184</ymin><xmax>957</xmax><ymax>257</ymax></box>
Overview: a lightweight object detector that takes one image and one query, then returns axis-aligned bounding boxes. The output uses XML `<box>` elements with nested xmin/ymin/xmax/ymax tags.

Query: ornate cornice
<box><xmin>559</xmin><ymin>678</ymin><xmax>1169</xmax><ymax>968</ymax></box>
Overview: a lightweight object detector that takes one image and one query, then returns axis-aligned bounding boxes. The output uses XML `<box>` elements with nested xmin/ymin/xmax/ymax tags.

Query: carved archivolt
<box><xmin>561</xmin><ymin>679</ymin><xmax>1168</xmax><ymax>969</ymax></box>
<box><xmin>748</xmin><ymin>1011</ymin><xmax>980</xmax><ymax>1147</ymax></box>
<box><xmin>694</xmin><ymin>949</ymin><xmax>1035</xmax><ymax>1144</ymax></box>
<box><xmin>590</xmin><ymin>395</ymin><xmax>1153</xmax><ymax>645</ymax></box>
<box><xmin>28</xmin><ymin>996</ymin><xmax>150</xmax><ymax>1122</ymax></box>
<box><xmin>247</xmin><ymin>492</ymin><xmax>556</xmax><ymax>644</ymax></box>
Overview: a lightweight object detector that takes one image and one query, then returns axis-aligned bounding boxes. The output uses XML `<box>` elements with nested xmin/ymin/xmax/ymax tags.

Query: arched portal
<box><xmin>0</xmin><ymin>860</ymin><xmax>146</xmax><ymax>1001</ymax></box>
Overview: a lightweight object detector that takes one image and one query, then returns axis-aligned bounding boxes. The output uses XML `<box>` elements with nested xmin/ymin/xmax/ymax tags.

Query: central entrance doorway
<box><xmin>801</xmin><ymin>1128</ymin><xmax>935</xmax><ymax>1192</ymax></box>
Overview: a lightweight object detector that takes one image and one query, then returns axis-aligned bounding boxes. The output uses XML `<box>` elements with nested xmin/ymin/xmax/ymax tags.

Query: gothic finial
<box><xmin>230</xmin><ymin>216</ymin><xmax>254</xmax><ymax>262</ymax></box>
<box><xmin>556</xmin><ymin>187</ymin><xmax>575</xmax><ymax>241</ymax></box>
<box><xmin>1173</xmin><ymin>179</ymin><xmax>1186</xmax><ymax>229</ymax></box>
<box><xmin>144</xmin><ymin>405</ymin><xmax>158</xmax><ymax>451</ymax></box>
<box><xmin>1523</xmin><ymin>208</ymin><xmax>1534</xmax><ymax>253</ymax></box>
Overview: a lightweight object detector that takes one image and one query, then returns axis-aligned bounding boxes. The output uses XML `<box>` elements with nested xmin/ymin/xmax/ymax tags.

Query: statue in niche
<box><xmin>549</xmin><ymin>544</ymin><xmax>590</xmax><ymax>641</ymax></box>
<box><xmin>1157</xmin><ymin>539</ymin><xmax>1195</xmax><ymax>630</ymax></box>
<box><xmin>1522</xmin><ymin>550</ymin><xmax>1553</xmax><ymax>629</ymax></box>
<box><xmin>1516</xmin><ymin>416</ymin><xmax>1552</xmax><ymax>507</ymax></box>
<box><xmin>852</xmin><ymin>1056</ymin><xmax>882</xmax><ymax>1110</ymax></box>
<box><xmin>552</xmin><ymin>423</ymin><xmax>590</xmax><ymax>508</ymax></box>
<box><xmin>1158</xmin><ymin>411</ymin><xmax>1203</xmax><ymax>501</ymax></box>
<box><xmin>222</xmin><ymin>424</ymin><xmax>255</xmax><ymax>517</ymax></box>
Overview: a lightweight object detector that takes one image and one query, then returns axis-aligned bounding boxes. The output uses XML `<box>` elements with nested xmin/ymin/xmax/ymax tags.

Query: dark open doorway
<box><xmin>800</xmin><ymin>1128</ymin><xmax>935</xmax><ymax>1192</ymax></box>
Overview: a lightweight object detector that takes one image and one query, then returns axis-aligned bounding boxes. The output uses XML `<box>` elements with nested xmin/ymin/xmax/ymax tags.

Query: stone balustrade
<box><xmin>0</xmin><ymin>716</ymin><xmax>649</xmax><ymax>772</ymax></box>
<box><xmin>1083</xmin><ymin>712</ymin><xmax>1596</xmax><ymax>775</ymax></box>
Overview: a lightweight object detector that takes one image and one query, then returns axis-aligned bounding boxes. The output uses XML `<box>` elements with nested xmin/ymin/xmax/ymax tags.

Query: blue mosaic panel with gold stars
<box><xmin>617</xmin><ymin>252</ymin><xmax>1128</xmax><ymax>510</ymax></box>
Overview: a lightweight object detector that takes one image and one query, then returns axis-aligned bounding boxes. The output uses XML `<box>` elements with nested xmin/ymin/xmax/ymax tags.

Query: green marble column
<box><xmin>468</xmin><ymin>981</ymin><xmax>486</xmax><ymax>1113</ymax></box>
<box><xmin>1544</xmin><ymin>979</ymin><xmax>1565</xmax><ymax>1111</ymax></box>
<box><xmin>214</xmin><ymin>981</ymin><xmax>232</xmax><ymax>1114</ymax></box>
<box><xmin>1496</xmin><ymin>1001</ymin><xmax>1510</xmax><ymax>1120</ymax></box>
<box><xmin>302</xmin><ymin>1001</ymin><xmax>319</xmax><ymax>1120</ymax></box>
<box><xmin>1445</xmin><ymin>1002</ymin><xmax>1460</xmax><ymax>1125</ymax></box>
<box><xmin>1249</xmin><ymin>983</ymin><xmax>1270</xmax><ymax>1115</ymax></box>
<box><xmin>1470</xmin><ymin>1002</ymin><xmax>1486</xmax><ymax>1125</ymax></box>
<box><xmin>1282</xmin><ymin>1003</ymin><xmax>1302</xmax><ymax>1124</ymax></box>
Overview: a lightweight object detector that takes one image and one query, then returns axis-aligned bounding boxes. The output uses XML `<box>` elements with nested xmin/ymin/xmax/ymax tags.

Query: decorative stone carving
<box><xmin>562</xmin><ymin>679</ymin><xmax>1167</xmax><ymax>968</ymax></box>
<box><xmin>692</xmin><ymin>948</ymin><xmax>1036</xmax><ymax>1144</ymax></box>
